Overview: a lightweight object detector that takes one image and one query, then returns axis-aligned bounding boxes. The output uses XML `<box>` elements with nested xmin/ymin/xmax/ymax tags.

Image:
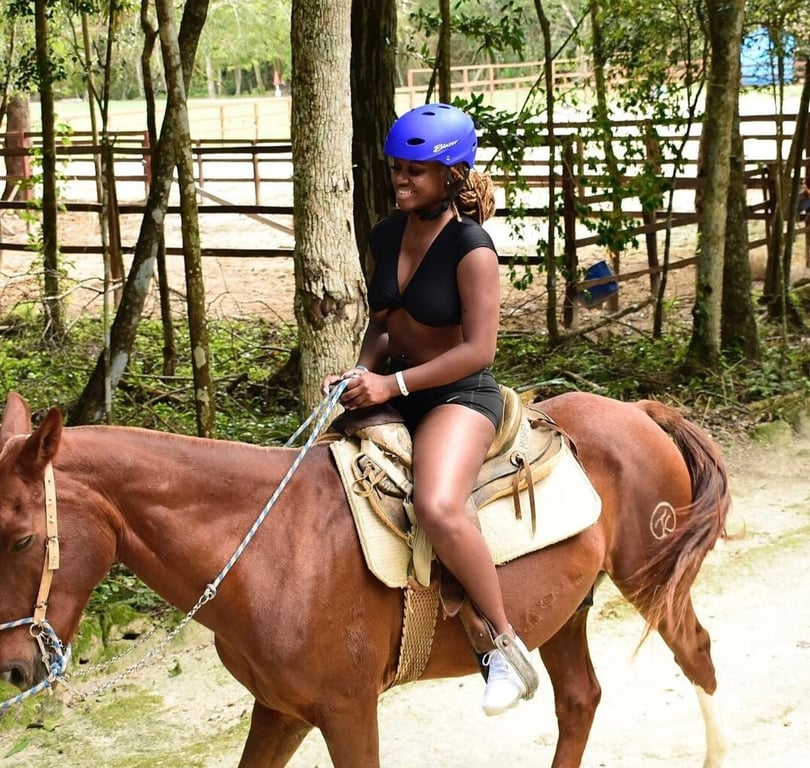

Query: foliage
<box><xmin>197</xmin><ymin>0</ymin><xmax>291</xmax><ymax>97</ymax></box>
<box><xmin>494</xmin><ymin>309</ymin><xmax>810</xmax><ymax>415</ymax></box>
<box><xmin>0</xmin><ymin>314</ymin><xmax>300</xmax><ymax>442</ymax></box>
<box><xmin>0</xmin><ymin>313</ymin><xmax>302</xmax><ymax>630</ymax></box>
<box><xmin>407</xmin><ymin>0</ymin><xmax>528</xmax><ymax>64</ymax></box>
<box><xmin>85</xmin><ymin>564</ymin><xmax>166</xmax><ymax>617</ymax></box>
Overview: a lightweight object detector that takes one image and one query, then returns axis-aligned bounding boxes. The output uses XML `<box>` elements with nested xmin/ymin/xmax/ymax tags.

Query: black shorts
<box><xmin>389</xmin><ymin>368</ymin><xmax>503</xmax><ymax>431</ymax></box>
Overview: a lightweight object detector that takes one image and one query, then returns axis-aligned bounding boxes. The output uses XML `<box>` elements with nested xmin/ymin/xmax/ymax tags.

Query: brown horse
<box><xmin>0</xmin><ymin>390</ymin><xmax>731</xmax><ymax>767</ymax></box>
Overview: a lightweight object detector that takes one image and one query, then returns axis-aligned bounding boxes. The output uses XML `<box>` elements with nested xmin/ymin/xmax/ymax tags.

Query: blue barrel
<box><xmin>580</xmin><ymin>260</ymin><xmax>618</xmax><ymax>306</ymax></box>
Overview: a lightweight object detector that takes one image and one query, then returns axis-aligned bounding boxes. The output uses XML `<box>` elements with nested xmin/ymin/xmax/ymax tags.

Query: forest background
<box><xmin>0</xmin><ymin>0</ymin><xmax>809</xmax><ymax>437</ymax></box>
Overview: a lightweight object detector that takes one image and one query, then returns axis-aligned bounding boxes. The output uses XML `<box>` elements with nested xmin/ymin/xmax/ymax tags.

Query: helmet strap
<box><xmin>415</xmin><ymin>166</ymin><xmax>468</xmax><ymax>221</ymax></box>
<box><xmin>415</xmin><ymin>198</ymin><xmax>451</xmax><ymax>221</ymax></box>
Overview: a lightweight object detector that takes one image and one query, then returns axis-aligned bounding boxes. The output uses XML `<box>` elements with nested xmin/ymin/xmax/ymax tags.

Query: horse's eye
<box><xmin>12</xmin><ymin>535</ymin><xmax>33</xmax><ymax>553</ymax></box>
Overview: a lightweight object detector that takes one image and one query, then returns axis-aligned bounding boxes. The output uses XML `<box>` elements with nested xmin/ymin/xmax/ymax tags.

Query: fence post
<box><xmin>644</xmin><ymin>120</ymin><xmax>661</xmax><ymax>297</ymax></box>
<box><xmin>763</xmin><ymin>162</ymin><xmax>775</xmax><ymax>267</ymax></box>
<box><xmin>196</xmin><ymin>139</ymin><xmax>205</xmax><ymax>196</ymax></box>
<box><xmin>252</xmin><ymin>140</ymin><xmax>261</xmax><ymax>205</ymax></box>
<box><xmin>142</xmin><ymin>130</ymin><xmax>152</xmax><ymax>196</ymax></box>
<box><xmin>562</xmin><ymin>138</ymin><xmax>579</xmax><ymax>328</ymax></box>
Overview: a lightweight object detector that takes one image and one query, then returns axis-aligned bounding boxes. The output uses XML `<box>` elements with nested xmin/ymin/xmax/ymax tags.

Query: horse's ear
<box><xmin>18</xmin><ymin>407</ymin><xmax>63</xmax><ymax>479</ymax></box>
<box><xmin>0</xmin><ymin>391</ymin><xmax>32</xmax><ymax>447</ymax></box>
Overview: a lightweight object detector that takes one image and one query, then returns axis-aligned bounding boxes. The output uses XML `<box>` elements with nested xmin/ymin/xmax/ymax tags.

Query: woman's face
<box><xmin>389</xmin><ymin>158</ymin><xmax>447</xmax><ymax>212</ymax></box>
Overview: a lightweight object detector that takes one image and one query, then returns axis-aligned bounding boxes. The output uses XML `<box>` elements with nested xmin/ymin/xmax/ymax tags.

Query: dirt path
<box><xmin>2</xmin><ymin>428</ymin><xmax>809</xmax><ymax>767</ymax></box>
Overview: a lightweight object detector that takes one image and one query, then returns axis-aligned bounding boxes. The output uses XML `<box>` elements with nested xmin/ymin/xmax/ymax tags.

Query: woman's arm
<box><xmin>394</xmin><ymin>244</ymin><xmax>500</xmax><ymax>394</ymax></box>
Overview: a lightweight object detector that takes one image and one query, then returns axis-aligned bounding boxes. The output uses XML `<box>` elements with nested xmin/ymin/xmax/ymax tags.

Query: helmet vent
<box><xmin>406</xmin><ymin>138</ymin><xmax>426</xmax><ymax>146</ymax></box>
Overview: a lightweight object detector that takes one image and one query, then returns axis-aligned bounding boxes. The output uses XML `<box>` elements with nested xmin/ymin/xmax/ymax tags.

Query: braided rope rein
<box><xmin>0</xmin><ymin>382</ymin><xmax>348</xmax><ymax>711</ymax></box>
<box><xmin>0</xmin><ymin>619</ymin><xmax>69</xmax><ymax>713</ymax></box>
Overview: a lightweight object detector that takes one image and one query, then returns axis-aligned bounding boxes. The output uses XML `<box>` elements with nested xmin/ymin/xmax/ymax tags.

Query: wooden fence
<box><xmin>399</xmin><ymin>58</ymin><xmax>808</xmax><ymax>110</ymax></box>
<box><xmin>1</xmin><ymin>114</ymin><xmax>809</xmax><ymax>327</ymax></box>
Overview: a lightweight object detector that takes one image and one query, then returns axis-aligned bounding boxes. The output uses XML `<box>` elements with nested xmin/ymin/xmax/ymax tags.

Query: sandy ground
<box><xmin>1</xmin><ymin>427</ymin><xmax>809</xmax><ymax>768</ymax></box>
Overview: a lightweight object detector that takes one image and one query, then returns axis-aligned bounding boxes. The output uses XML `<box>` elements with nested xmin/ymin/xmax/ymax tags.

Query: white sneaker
<box><xmin>481</xmin><ymin>636</ymin><xmax>531</xmax><ymax>716</ymax></box>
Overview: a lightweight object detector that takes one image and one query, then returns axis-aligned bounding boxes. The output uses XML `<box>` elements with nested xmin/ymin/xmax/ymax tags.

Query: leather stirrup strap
<box><xmin>510</xmin><ymin>453</ymin><xmax>537</xmax><ymax>535</ymax></box>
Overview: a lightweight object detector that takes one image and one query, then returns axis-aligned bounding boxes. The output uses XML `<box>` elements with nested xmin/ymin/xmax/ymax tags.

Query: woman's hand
<box><xmin>337</xmin><ymin>370</ymin><xmax>396</xmax><ymax>410</ymax></box>
<box><xmin>320</xmin><ymin>366</ymin><xmax>368</xmax><ymax>397</ymax></box>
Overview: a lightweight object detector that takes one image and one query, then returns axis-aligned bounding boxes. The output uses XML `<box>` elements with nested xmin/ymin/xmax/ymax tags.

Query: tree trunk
<box><xmin>437</xmin><ymin>0</ymin><xmax>452</xmax><ymax>103</ymax></box>
<box><xmin>141</xmin><ymin>0</ymin><xmax>177</xmax><ymax>377</ymax></box>
<box><xmin>291</xmin><ymin>0</ymin><xmax>366</xmax><ymax>414</ymax></box>
<box><xmin>156</xmin><ymin>0</ymin><xmax>215</xmax><ymax>438</ymax></box>
<box><xmin>253</xmin><ymin>60</ymin><xmax>265</xmax><ymax>92</ymax></box>
<box><xmin>71</xmin><ymin>0</ymin><xmax>210</xmax><ymax>426</ymax></box>
<box><xmin>764</xmin><ymin>56</ymin><xmax>810</xmax><ymax>323</ymax></box>
<box><xmin>534</xmin><ymin>0</ymin><xmax>561</xmax><ymax>342</ymax></box>
<box><xmin>205</xmin><ymin>56</ymin><xmax>216</xmax><ymax>96</ymax></box>
<box><xmin>721</xmin><ymin>109</ymin><xmax>759</xmax><ymax>359</ymax></box>
<box><xmin>684</xmin><ymin>0</ymin><xmax>743</xmax><ymax>371</ymax></box>
<box><xmin>2</xmin><ymin>94</ymin><xmax>31</xmax><ymax>202</ymax></box>
<box><xmin>350</xmin><ymin>0</ymin><xmax>396</xmax><ymax>267</ymax></box>
<box><xmin>34</xmin><ymin>0</ymin><xmax>64</xmax><ymax>341</ymax></box>
<box><xmin>588</xmin><ymin>0</ymin><xmax>622</xmax><ymax>312</ymax></box>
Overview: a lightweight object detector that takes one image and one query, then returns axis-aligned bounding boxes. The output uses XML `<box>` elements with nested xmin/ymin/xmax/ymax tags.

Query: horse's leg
<box><xmin>618</xmin><ymin>585</ymin><xmax>729</xmax><ymax>767</ymax></box>
<box><xmin>538</xmin><ymin>607</ymin><xmax>601</xmax><ymax>768</ymax></box>
<box><xmin>318</xmin><ymin>695</ymin><xmax>381</xmax><ymax>768</ymax></box>
<box><xmin>236</xmin><ymin>702</ymin><xmax>312</xmax><ymax>768</ymax></box>
<box><xmin>695</xmin><ymin>685</ymin><xmax>729</xmax><ymax>768</ymax></box>
<box><xmin>654</xmin><ymin>602</ymin><xmax>729</xmax><ymax>767</ymax></box>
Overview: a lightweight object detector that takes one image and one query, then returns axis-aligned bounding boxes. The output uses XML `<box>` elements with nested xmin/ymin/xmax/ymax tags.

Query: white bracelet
<box><xmin>355</xmin><ymin>364</ymin><xmax>368</xmax><ymax>372</ymax></box>
<box><xmin>395</xmin><ymin>370</ymin><xmax>410</xmax><ymax>397</ymax></box>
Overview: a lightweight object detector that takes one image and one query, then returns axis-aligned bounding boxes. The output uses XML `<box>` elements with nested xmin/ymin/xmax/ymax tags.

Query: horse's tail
<box><xmin>626</xmin><ymin>400</ymin><xmax>732</xmax><ymax>636</ymax></box>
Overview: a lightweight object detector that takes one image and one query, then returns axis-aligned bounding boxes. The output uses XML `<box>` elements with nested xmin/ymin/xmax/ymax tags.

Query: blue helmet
<box><xmin>383</xmin><ymin>103</ymin><xmax>478</xmax><ymax>169</ymax></box>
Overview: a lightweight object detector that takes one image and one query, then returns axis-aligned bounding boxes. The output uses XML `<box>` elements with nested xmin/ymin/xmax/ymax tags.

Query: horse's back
<box><xmin>537</xmin><ymin>391</ymin><xmax>688</xmax><ymax>474</ymax></box>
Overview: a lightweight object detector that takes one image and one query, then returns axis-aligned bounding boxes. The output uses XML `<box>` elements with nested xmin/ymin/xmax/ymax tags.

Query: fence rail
<box><xmin>2</xmin><ymin>114</ymin><xmax>809</xmax><ymax>327</ymax></box>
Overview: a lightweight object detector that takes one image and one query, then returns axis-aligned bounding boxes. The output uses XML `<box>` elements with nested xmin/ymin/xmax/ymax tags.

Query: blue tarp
<box><xmin>740</xmin><ymin>27</ymin><xmax>795</xmax><ymax>86</ymax></box>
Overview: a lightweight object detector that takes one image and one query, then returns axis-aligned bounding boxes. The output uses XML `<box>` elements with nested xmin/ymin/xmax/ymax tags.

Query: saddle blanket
<box><xmin>330</xmin><ymin>437</ymin><xmax>602</xmax><ymax>589</ymax></box>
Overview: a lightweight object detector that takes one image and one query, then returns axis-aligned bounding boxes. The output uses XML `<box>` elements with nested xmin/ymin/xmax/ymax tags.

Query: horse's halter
<box><xmin>0</xmin><ymin>462</ymin><xmax>70</xmax><ymax>712</ymax></box>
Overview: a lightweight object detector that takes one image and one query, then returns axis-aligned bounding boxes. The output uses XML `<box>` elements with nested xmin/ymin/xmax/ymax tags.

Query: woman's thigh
<box><xmin>411</xmin><ymin>404</ymin><xmax>495</xmax><ymax>506</ymax></box>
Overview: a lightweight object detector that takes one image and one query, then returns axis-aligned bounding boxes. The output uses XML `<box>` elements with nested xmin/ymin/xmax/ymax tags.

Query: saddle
<box><xmin>327</xmin><ymin>386</ymin><xmax>601</xmax><ymax>683</ymax></box>
<box><xmin>329</xmin><ymin>386</ymin><xmax>563</xmax><ymax>587</ymax></box>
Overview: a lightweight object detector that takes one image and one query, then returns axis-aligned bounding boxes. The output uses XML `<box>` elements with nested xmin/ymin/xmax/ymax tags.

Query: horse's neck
<box><xmin>64</xmin><ymin>427</ymin><xmax>299</xmax><ymax>608</ymax></box>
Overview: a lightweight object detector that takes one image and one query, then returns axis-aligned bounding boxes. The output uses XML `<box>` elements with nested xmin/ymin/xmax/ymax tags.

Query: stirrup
<box><xmin>493</xmin><ymin>631</ymin><xmax>539</xmax><ymax>700</ymax></box>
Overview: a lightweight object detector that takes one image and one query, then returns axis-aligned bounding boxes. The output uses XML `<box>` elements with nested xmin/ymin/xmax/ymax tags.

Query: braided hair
<box><xmin>448</xmin><ymin>165</ymin><xmax>496</xmax><ymax>224</ymax></box>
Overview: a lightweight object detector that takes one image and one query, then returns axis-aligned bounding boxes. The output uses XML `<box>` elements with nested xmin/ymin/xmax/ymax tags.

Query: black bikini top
<box><xmin>367</xmin><ymin>212</ymin><xmax>496</xmax><ymax>327</ymax></box>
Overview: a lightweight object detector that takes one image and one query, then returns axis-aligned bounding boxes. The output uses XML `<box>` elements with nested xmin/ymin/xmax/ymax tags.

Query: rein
<box><xmin>0</xmin><ymin>382</ymin><xmax>348</xmax><ymax>712</ymax></box>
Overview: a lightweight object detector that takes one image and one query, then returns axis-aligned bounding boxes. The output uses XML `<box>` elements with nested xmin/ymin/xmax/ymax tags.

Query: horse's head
<box><xmin>0</xmin><ymin>393</ymin><xmax>113</xmax><ymax>692</ymax></box>
<box><xmin>0</xmin><ymin>394</ymin><xmax>64</xmax><ymax>689</ymax></box>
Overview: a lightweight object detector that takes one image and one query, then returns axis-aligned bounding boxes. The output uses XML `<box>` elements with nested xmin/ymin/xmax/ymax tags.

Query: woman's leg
<box><xmin>410</xmin><ymin>404</ymin><xmax>510</xmax><ymax>635</ymax></box>
<box><xmin>411</xmin><ymin>403</ymin><xmax>538</xmax><ymax>715</ymax></box>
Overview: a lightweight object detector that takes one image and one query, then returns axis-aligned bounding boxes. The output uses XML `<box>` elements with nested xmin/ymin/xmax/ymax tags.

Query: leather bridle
<box><xmin>0</xmin><ymin>463</ymin><xmax>69</xmax><ymax>712</ymax></box>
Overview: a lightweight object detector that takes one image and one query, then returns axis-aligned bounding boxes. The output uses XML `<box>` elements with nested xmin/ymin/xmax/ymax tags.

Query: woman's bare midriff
<box><xmin>380</xmin><ymin>308</ymin><xmax>462</xmax><ymax>366</ymax></box>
